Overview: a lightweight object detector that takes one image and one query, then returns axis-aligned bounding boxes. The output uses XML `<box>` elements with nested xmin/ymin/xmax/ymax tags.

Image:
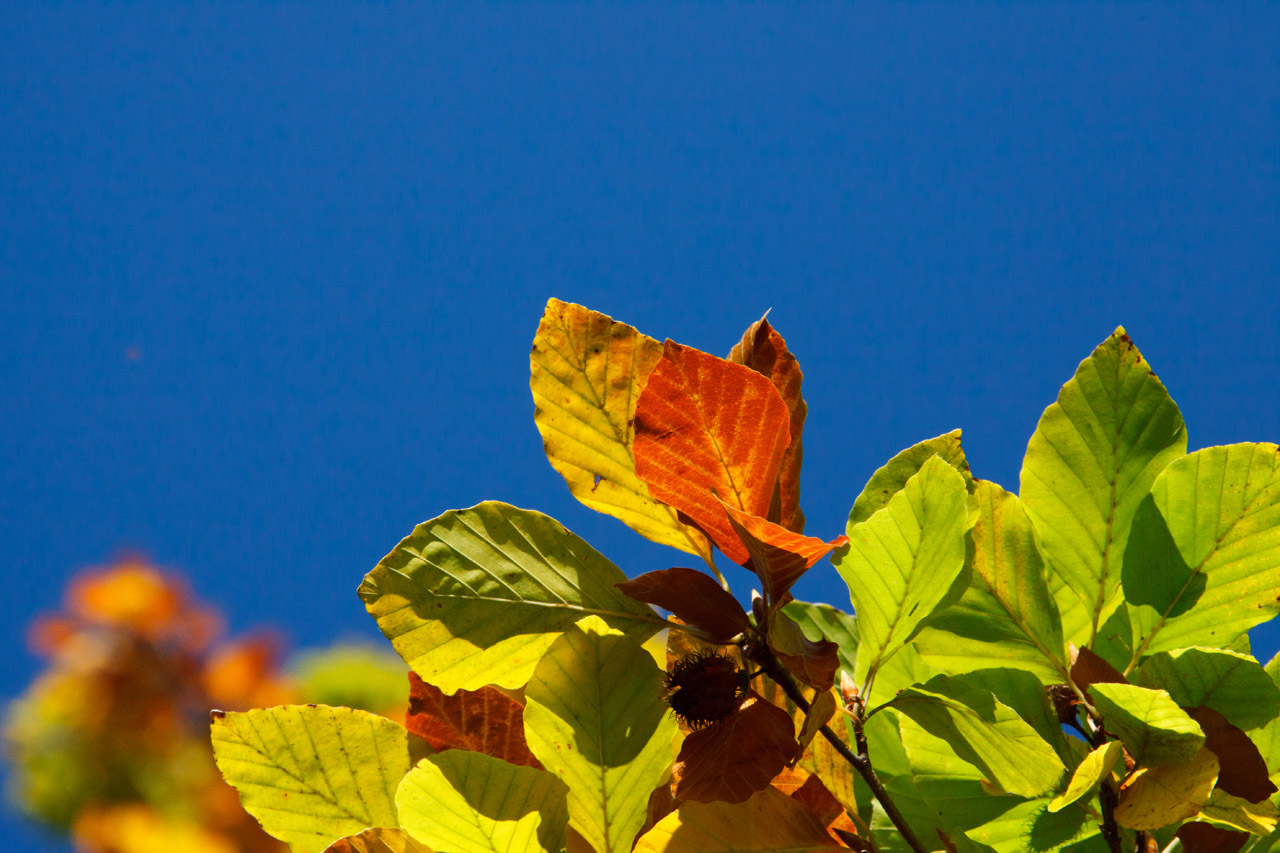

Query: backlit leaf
<box><xmin>406</xmin><ymin>673</ymin><xmax>540</xmax><ymax>769</ymax></box>
<box><xmin>796</xmin><ymin>690</ymin><xmax>837</xmax><ymax>755</ymax></box>
<box><xmin>616</xmin><ymin>568</ymin><xmax>750</xmax><ymax>643</ymax></box>
<box><xmin>796</xmin><ymin>724</ymin><xmax>860</xmax><ymax>819</ymax></box>
<box><xmin>915</xmin><ymin>480</ymin><xmax>1070</xmax><ymax>683</ymax></box>
<box><xmin>781</xmin><ymin>602</ymin><xmax>858</xmax><ymax>682</ymax></box>
<box><xmin>1134</xmin><ymin>647</ymin><xmax>1280</xmax><ymax>731</ymax></box>
<box><xmin>1247</xmin><ymin>653</ymin><xmax>1280</xmax><ymax>805</ymax></box>
<box><xmin>834</xmin><ymin>455</ymin><xmax>970</xmax><ymax>689</ymax></box>
<box><xmin>673</xmin><ymin>694</ymin><xmax>798</xmax><ymax>804</ymax></box>
<box><xmin>768</xmin><ymin>609</ymin><xmax>839</xmax><ymax>691</ymax></box>
<box><xmin>1122</xmin><ymin>443</ymin><xmax>1280</xmax><ymax>662</ymax></box>
<box><xmin>324</xmin><ymin>828</ymin><xmax>433</xmax><ymax>853</ymax></box>
<box><xmin>1020</xmin><ymin>328</ymin><xmax>1187</xmax><ymax>644</ymax></box>
<box><xmin>634</xmin><ymin>786</ymin><xmax>842</xmax><ymax>852</ymax></box>
<box><xmin>1185</xmin><ymin>706</ymin><xmax>1276</xmax><ymax>803</ymax></box>
<box><xmin>359</xmin><ymin>502</ymin><xmax>665</xmax><ymax>693</ymax></box>
<box><xmin>396</xmin><ymin>751</ymin><xmax>568</xmax><ymax>853</ymax></box>
<box><xmin>1047</xmin><ymin>741</ymin><xmax>1122</xmax><ymax>813</ymax></box>
<box><xmin>848</xmin><ymin>431</ymin><xmax>975</xmax><ymax>527</ymax></box>
<box><xmin>720</xmin><ymin>501</ymin><xmax>843</xmax><ymax>607</ymax></box>
<box><xmin>728</xmin><ymin>316</ymin><xmax>808</xmax><ymax>534</ymax></box>
<box><xmin>1198</xmin><ymin>790</ymin><xmax>1280</xmax><ymax>835</ymax></box>
<box><xmin>633</xmin><ymin>341</ymin><xmax>792</xmax><ymax>564</ymax></box>
<box><xmin>210</xmin><ymin>705</ymin><xmax>409</xmax><ymax>853</ymax></box>
<box><xmin>1114</xmin><ymin>747</ymin><xmax>1219</xmax><ymax>831</ymax></box>
<box><xmin>523</xmin><ymin>616</ymin><xmax>680</xmax><ymax>853</ymax></box>
<box><xmin>530</xmin><ymin>298</ymin><xmax>709</xmax><ymax>559</ymax></box>
<box><xmin>1090</xmin><ymin>683</ymin><xmax>1204</xmax><ymax>767</ymax></box>
<box><xmin>893</xmin><ymin>674</ymin><xmax>1066</xmax><ymax>798</ymax></box>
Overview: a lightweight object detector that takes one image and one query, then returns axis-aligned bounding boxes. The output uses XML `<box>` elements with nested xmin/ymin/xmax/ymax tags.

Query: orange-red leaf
<box><xmin>634</xmin><ymin>342</ymin><xmax>791</xmax><ymax>565</ymax></box>
<box><xmin>406</xmin><ymin>673</ymin><xmax>542</xmax><ymax>769</ymax></box>
<box><xmin>1186</xmin><ymin>706</ymin><xmax>1277</xmax><ymax>803</ymax></box>
<box><xmin>721</xmin><ymin>501</ymin><xmax>844</xmax><ymax>606</ymax></box>
<box><xmin>1175</xmin><ymin>822</ymin><xmax>1248</xmax><ymax>853</ymax></box>
<box><xmin>728</xmin><ymin>317</ymin><xmax>807</xmax><ymax>534</ymax></box>
<box><xmin>617</xmin><ymin>568</ymin><xmax>750</xmax><ymax>643</ymax></box>
<box><xmin>673</xmin><ymin>692</ymin><xmax>799</xmax><ymax>804</ymax></box>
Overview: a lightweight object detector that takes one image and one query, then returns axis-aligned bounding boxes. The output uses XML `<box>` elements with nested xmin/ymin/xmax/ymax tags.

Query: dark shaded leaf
<box><xmin>407</xmin><ymin>672</ymin><xmax>541</xmax><ymax>770</ymax></box>
<box><xmin>674</xmin><ymin>693</ymin><xmax>799</xmax><ymax>804</ymax></box>
<box><xmin>617</xmin><ymin>567</ymin><xmax>750</xmax><ymax>643</ymax></box>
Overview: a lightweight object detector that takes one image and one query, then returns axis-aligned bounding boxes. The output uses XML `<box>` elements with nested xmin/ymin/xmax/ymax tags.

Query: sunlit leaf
<box><xmin>1185</xmin><ymin>706</ymin><xmax>1276</xmax><ymax>803</ymax></box>
<box><xmin>324</xmin><ymin>827</ymin><xmax>433</xmax><ymax>853</ymax></box>
<box><xmin>720</xmin><ymin>501</ymin><xmax>843</xmax><ymax>607</ymax></box>
<box><xmin>847</xmin><ymin>431</ymin><xmax>975</xmax><ymax>527</ymax></box>
<box><xmin>523</xmin><ymin>616</ymin><xmax>680</xmax><ymax>853</ymax></box>
<box><xmin>1247</xmin><ymin>653</ymin><xmax>1280</xmax><ymax>805</ymax></box>
<box><xmin>1048</xmin><ymin>741</ymin><xmax>1122</xmax><ymax>813</ymax></box>
<box><xmin>1020</xmin><ymin>328</ymin><xmax>1187</xmax><ymax>645</ymax></box>
<box><xmin>633</xmin><ymin>341</ymin><xmax>792</xmax><ymax>564</ymax></box>
<box><xmin>616</xmin><ymin>568</ymin><xmax>750</xmax><ymax>643</ymax></box>
<box><xmin>893</xmin><ymin>674</ymin><xmax>1065</xmax><ymax>798</ymax></box>
<box><xmin>1134</xmin><ymin>647</ymin><xmax>1280</xmax><ymax>731</ymax></box>
<box><xmin>406</xmin><ymin>673</ymin><xmax>540</xmax><ymax>769</ymax></box>
<box><xmin>359</xmin><ymin>502</ymin><xmax>665</xmax><ymax>693</ymax></box>
<box><xmin>530</xmin><ymin>298</ymin><xmax>709</xmax><ymax>558</ymax></box>
<box><xmin>728</xmin><ymin>316</ymin><xmax>808</xmax><ymax>534</ymax></box>
<box><xmin>634</xmin><ymin>786</ymin><xmax>842</xmax><ymax>852</ymax></box>
<box><xmin>915</xmin><ymin>480</ymin><xmax>1070</xmax><ymax>683</ymax></box>
<box><xmin>1114</xmin><ymin>746</ymin><xmax>1219</xmax><ymax>830</ymax></box>
<box><xmin>395</xmin><ymin>751</ymin><xmax>568</xmax><ymax>853</ymax></box>
<box><xmin>673</xmin><ymin>694</ymin><xmax>798</xmax><ymax>804</ymax></box>
<box><xmin>1198</xmin><ymin>790</ymin><xmax>1280</xmax><ymax>835</ymax></box>
<box><xmin>834</xmin><ymin>456</ymin><xmax>970</xmax><ymax>689</ymax></box>
<box><xmin>210</xmin><ymin>705</ymin><xmax>409</xmax><ymax>853</ymax></box>
<box><xmin>1090</xmin><ymin>683</ymin><xmax>1204</xmax><ymax>766</ymax></box>
<box><xmin>1123</xmin><ymin>443</ymin><xmax>1280</xmax><ymax>662</ymax></box>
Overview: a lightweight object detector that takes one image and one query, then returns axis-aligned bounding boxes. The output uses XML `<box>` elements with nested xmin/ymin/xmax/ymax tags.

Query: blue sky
<box><xmin>3</xmin><ymin>4</ymin><xmax>1279</xmax><ymax>849</ymax></box>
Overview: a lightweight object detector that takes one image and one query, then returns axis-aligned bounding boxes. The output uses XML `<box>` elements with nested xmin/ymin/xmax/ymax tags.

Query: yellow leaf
<box><xmin>530</xmin><ymin>298</ymin><xmax>708</xmax><ymax>558</ymax></box>
<box><xmin>324</xmin><ymin>828</ymin><xmax>434</xmax><ymax>853</ymax></box>
<box><xmin>633</xmin><ymin>786</ymin><xmax>841</xmax><ymax>852</ymax></box>
<box><xmin>797</xmin><ymin>691</ymin><xmax>836</xmax><ymax>756</ymax></box>
<box><xmin>1114</xmin><ymin>747</ymin><xmax>1219</xmax><ymax>830</ymax></box>
<box><xmin>1048</xmin><ymin>741</ymin><xmax>1123</xmax><ymax>813</ymax></box>
<box><xmin>1197</xmin><ymin>789</ymin><xmax>1280</xmax><ymax>836</ymax></box>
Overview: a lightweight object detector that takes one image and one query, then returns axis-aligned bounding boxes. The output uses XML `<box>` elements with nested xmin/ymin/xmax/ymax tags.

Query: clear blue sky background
<box><xmin>3</xmin><ymin>4</ymin><xmax>1279</xmax><ymax>849</ymax></box>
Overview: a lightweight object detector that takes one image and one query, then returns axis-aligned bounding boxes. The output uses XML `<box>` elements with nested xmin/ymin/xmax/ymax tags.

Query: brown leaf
<box><xmin>617</xmin><ymin>568</ymin><xmax>750</xmax><ymax>643</ymax></box>
<box><xmin>324</xmin><ymin>828</ymin><xmax>432</xmax><ymax>853</ymax></box>
<box><xmin>1186</xmin><ymin>706</ymin><xmax>1278</xmax><ymax>802</ymax></box>
<box><xmin>634</xmin><ymin>341</ymin><xmax>792</xmax><ymax>564</ymax></box>
<box><xmin>721</xmin><ymin>501</ymin><xmax>844</xmax><ymax>607</ymax></box>
<box><xmin>405</xmin><ymin>673</ymin><xmax>542</xmax><ymax>769</ymax></box>
<box><xmin>728</xmin><ymin>317</ymin><xmax>807</xmax><ymax>534</ymax></box>
<box><xmin>770</xmin><ymin>611</ymin><xmax>839</xmax><ymax>692</ymax></box>
<box><xmin>1071</xmin><ymin>647</ymin><xmax>1129</xmax><ymax>703</ymax></box>
<box><xmin>1175</xmin><ymin>822</ymin><xmax>1249</xmax><ymax>853</ymax></box>
<box><xmin>674</xmin><ymin>692</ymin><xmax>800</xmax><ymax>804</ymax></box>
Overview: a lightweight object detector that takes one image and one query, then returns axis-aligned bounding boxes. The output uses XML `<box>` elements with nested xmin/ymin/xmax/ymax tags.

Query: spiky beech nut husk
<box><xmin>664</xmin><ymin>651</ymin><xmax>749</xmax><ymax>729</ymax></box>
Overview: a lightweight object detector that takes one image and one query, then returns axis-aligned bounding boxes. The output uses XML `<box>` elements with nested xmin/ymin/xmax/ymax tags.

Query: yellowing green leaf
<box><xmin>797</xmin><ymin>690</ymin><xmax>837</xmax><ymax>756</ymax></box>
<box><xmin>1020</xmin><ymin>328</ymin><xmax>1187</xmax><ymax>645</ymax></box>
<box><xmin>1123</xmin><ymin>443</ymin><xmax>1280</xmax><ymax>662</ymax></box>
<box><xmin>395</xmin><ymin>752</ymin><xmax>568</xmax><ymax>853</ymax></box>
<box><xmin>1247</xmin><ymin>653</ymin><xmax>1280</xmax><ymax>805</ymax></box>
<box><xmin>1198</xmin><ymin>790</ymin><xmax>1280</xmax><ymax>836</ymax></box>
<box><xmin>834</xmin><ymin>455</ymin><xmax>970</xmax><ymax>689</ymax></box>
<box><xmin>632</xmin><ymin>786</ymin><xmax>842</xmax><ymax>852</ymax></box>
<box><xmin>324</xmin><ymin>828</ymin><xmax>434</xmax><ymax>853</ymax></box>
<box><xmin>1048</xmin><ymin>741</ymin><xmax>1122</xmax><ymax>813</ymax></box>
<box><xmin>1090</xmin><ymin>683</ymin><xmax>1204</xmax><ymax>767</ymax></box>
<box><xmin>1134</xmin><ymin>647</ymin><xmax>1280</xmax><ymax>731</ymax></box>
<box><xmin>915</xmin><ymin>481</ymin><xmax>1070</xmax><ymax>684</ymax></box>
<box><xmin>1114</xmin><ymin>747</ymin><xmax>1219</xmax><ymax>831</ymax></box>
<box><xmin>892</xmin><ymin>674</ymin><xmax>1065</xmax><ymax>798</ymax></box>
<box><xmin>530</xmin><ymin>299</ymin><xmax>709</xmax><ymax>559</ymax></box>
<box><xmin>210</xmin><ymin>705</ymin><xmax>409</xmax><ymax>853</ymax></box>
<box><xmin>847</xmin><ymin>430</ymin><xmax>975</xmax><ymax>527</ymax></box>
<box><xmin>523</xmin><ymin>616</ymin><xmax>679</xmax><ymax>853</ymax></box>
<box><xmin>359</xmin><ymin>502</ymin><xmax>665</xmax><ymax>693</ymax></box>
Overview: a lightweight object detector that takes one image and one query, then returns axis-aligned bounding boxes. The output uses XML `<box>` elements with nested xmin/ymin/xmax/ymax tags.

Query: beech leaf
<box><xmin>1047</xmin><ymin>741</ymin><xmax>1122</xmax><ymax>813</ymax></box>
<box><xmin>720</xmin><ymin>500</ymin><xmax>844</xmax><ymax>607</ymax></box>
<box><xmin>673</xmin><ymin>693</ymin><xmax>799</xmax><ymax>804</ymax></box>
<box><xmin>1134</xmin><ymin>648</ymin><xmax>1280</xmax><ymax>731</ymax></box>
<box><xmin>634</xmin><ymin>786</ymin><xmax>842</xmax><ymax>852</ymax></box>
<box><xmin>1091</xmin><ymin>682</ymin><xmax>1205</xmax><ymax>767</ymax></box>
<box><xmin>530</xmin><ymin>298</ymin><xmax>710</xmax><ymax>559</ymax></box>
<box><xmin>616</xmin><ymin>567</ymin><xmax>750</xmax><ymax>643</ymax></box>
<box><xmin>1114</xmin><ymin>746</ymin><xmax>1219</xmax><ymax>830</ymax></box>
<box><xmin>768</xmin><ymin>609</ymin><xmax>839</xmax><ymax>691</ymax></box>
<box><xmin>1198</xmin><ymin>790</ymin><xmax>1280</xmax><ymax>836</ymax></box>
<box><xmin>847</xmin><ymin>431</ymin><xmax>975</xmax><ymax>527</ymax></box>
<box><xmin>1186</xmin><ymin>706</ymin><xmax>1277</xmax><ymax>803</ymax></box>
<box><xmin>324</xmin><ymin>828</ymin><xmax>433</xmax><ymax>853</ymax></box>
<box><xmin>1175</xmin><ymin>822</ymin><xmax>1250</xmax><ymax>853</ymax></box>
<box><xmin>633</xmin><ymin>341</ymin><xmax>792</xmax><ymax>565</ymax></box>
<box><xmin>406</xmin><ymin>672</ymin><xmax>541</xmax><ymax>769</ymax></box>
<box><xmin>727</xmin><ymin>316</ymin><xmax>808</xmax><ymax>534</ymax></box>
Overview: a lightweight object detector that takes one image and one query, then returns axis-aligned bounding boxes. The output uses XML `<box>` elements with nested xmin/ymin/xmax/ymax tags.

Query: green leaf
<box><xmin>780</xmin><ymin>601</ymin><xmax>858</xmax><ymax>680</ymax></box>
<box><xmin>915</xmin><ymin>481</ymin><xmax>1070</xmax><ymax>684</ymax></box>
<box><xmin>1198</xmin><ymin>790</ymin><xmax>1280</xmax><ymax>836</ymax></box>
<box><xmin>210</xmin><ymin>705</ymin><xmax>410</xmax><ymax>853</ymax></box>
<box><xmin>1134</xmin><ymin>647</ymin><xmax>1280</xmax><ymax>730</ymax></box>
<box><xmin>523</xmin><ymin>616</ymin><xmax>679</xmax><ymax>853</ymax></box>
<box><xmin>860</xmin><ymin>709</ymin><xmax>957</xmax><ymax>853</ymax></box>
<box><xmin>395</xmin><ymin>751</ymin><xmax>568</xmax><ymax>853</ymax></box>
<box><xmin>848</xmin><ymin>430</ymin><xmax>975</xmax><ymax>526</ymax></box>
<box><xmin>834</xmin><ymin>455</ymin><xmax>970</xmax><ymax>689</ymax></box>
<box><xmin>1247</xmin><ymin>653</ymin><xmax>1280</xmax><ymax>805</ymax></box>
<box><xmin>1122</xmin><ymin>443</ymin><xmax>1280</xmax><ymax>663</ymax></box>
<box><xmin>1020</xmin><ymin>328</ymin><xmax>1187</xmax><ymax>645</ymax></box>
<box><xmin>1048</xmin><ymin>742</ymin><xmax>1123</xmax><ymax>813</ymax></box>
<box><xmin>893</xmin><ymin>674</ymin><xmax>1066</xmax><ymax>798</ymax></box>
<box><xmin>359</xmin><ymin>502</ymin><xmax>666</xmax><ymax>693</ymax></box>
<box><xmin>1089</xmin><ymin>683</ymin><xmax>1204</xmax><ymax>766</ymax></box>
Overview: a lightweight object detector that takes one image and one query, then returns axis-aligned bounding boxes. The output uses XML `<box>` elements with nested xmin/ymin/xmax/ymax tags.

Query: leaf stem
<box><xmin>748</xmin><ymin>640</ymin><xmax>929</xmax><ymax>853</ymax></box>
